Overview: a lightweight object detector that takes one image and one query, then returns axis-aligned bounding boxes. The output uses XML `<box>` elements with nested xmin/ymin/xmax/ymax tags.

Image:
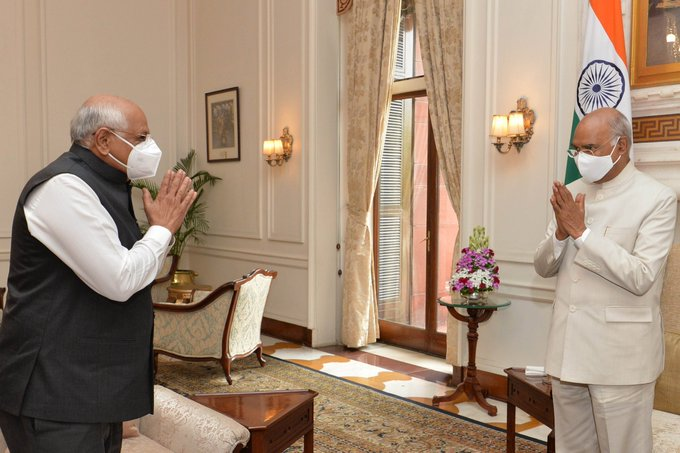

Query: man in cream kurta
<box><xmin>534</xmin><ymin>108</ymin><xmax>677</xmax><ymax>453</ymax></box>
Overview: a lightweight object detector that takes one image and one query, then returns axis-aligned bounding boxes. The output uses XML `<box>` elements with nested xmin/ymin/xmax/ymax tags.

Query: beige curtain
<box><xmin>414</xmin><ymin>0</ymin><xmax>464</xmax><ymax>364</ymax></box>
<box><xmin>341</xmin><ymin>0</ymin><xmax>401</xmax><ymax>348</ymax></box>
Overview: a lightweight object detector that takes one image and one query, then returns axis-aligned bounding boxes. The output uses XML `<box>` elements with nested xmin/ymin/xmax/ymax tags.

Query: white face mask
<box><xmin>575</xmin><ymin>137</ymin><xmax>621</xmax><ymax>184</ymax></box>
<box><xmin>107</xmin><ymin>131</ymin><xmax>163</xmax><ymax>180</ymax></box>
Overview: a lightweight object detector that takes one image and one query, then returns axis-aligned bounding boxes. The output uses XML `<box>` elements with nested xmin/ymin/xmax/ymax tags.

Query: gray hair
<box><xmin>70</xmin><ymin>103</ymin><xmax>127</xmax><ymax>145</ymax></box>
<box><xmin>607</xmin><ymin>109</ymin><xmax>633</xmax><ymax>152</ymax></box>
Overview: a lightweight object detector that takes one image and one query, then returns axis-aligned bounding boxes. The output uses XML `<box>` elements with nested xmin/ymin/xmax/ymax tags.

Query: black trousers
<box><xmin>0</xmin><ymin>409</ymin><xmax>122</xmax><ymax>453</ymax></box>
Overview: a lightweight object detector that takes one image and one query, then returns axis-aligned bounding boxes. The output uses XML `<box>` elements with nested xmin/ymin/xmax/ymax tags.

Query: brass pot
<box><xmin>171</xmin><ymin>269</ymin><xmax>197</xmax><ymax>286</ymax></box>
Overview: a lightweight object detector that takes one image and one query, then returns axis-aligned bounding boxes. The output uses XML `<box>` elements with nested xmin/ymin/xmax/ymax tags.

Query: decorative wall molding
<box><xmin>266</xmin><ymin>0</ymin><xmax>306</xmax><ymax>245</ymax></box>
<box><xmin>635</xmin><ymin>142</ymin><xmax>680</xmax><ymax>197</ymax></box>
<box><xmin>208</xmin><ymin>228</ymin><xmax>262</xmax><ymax>241</ymax></box>
<box><xmin>190</xmin><ymin>244</ymin><xmax>309</xmax><ymax>269</ymax></box>
<box><xmin>496</xmin><ymin>251</ymin><xmax>538</xmax><ymax>265</ymax></box>
<box><xmin>632</xmin><ymin>114</ymin><xmax>680</xmax><ymax>143</ymax></box>
<box><xmin>496</xmin><ymin>281</ymin><xmax>555</xmax><ymax>301</ymax></box>
<box><xmin>631</xmin><ymin>85</ymin><xmax>680</xmax><ymax>117</ymax></box>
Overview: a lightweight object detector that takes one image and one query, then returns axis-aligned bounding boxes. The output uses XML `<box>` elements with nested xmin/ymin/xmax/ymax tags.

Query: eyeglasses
<box><xmin>109</xmin><ymin>129</ymin><xmax>151</xmax><ymax>145</ymax></box>
<box><xmin>93</xmin><ymin>128</ymin><xmax>150</xmax><ymax>145</ymax></box>
<box><xmin>567</xmin><ymin>136</ymin><xmax>619</xmax><ymax>158</ymax></box>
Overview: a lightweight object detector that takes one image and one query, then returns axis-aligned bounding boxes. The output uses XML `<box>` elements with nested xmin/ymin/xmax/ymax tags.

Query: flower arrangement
<box><xmin>447</xmin><ymin>226</ymin><xmax>500</xmax><ymax>299</ymax></box>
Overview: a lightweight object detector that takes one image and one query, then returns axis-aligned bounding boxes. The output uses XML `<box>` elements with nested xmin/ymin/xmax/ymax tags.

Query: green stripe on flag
<box><xmin>564</xmin><ymin>111</ymin><xmax>581</xmax><ymax>184</ymax></box>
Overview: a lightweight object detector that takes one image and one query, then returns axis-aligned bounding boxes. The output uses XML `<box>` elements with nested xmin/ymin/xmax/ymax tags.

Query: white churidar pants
<box><xmin>551</xmin><ymin>378</ymin><xmax>654</xmax><ymax>453</ymax></box>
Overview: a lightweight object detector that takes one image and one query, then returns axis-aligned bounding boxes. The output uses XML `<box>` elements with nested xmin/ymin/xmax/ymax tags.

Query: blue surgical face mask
<box><xmin>108</xmin><ymin>131</ymin><xmax>162</xmax><ymax>180</ymax></box>
<box><xmin>575</xmin><ymin>137</ymin><xmax>621</xmax><ymax>183</ymax></box>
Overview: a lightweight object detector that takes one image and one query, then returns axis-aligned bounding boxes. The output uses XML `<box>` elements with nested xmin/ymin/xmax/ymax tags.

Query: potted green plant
<box><xmin>132</xmin><ymin>149</ymin><xmax>221</xmax><ymax>282</ymax></box>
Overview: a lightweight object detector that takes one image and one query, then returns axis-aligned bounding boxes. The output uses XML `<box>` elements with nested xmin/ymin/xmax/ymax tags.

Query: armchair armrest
<box><xmin>139</xmin><ymin>386</ymin><xmax>249</xmax><ymax>452</ymax></box>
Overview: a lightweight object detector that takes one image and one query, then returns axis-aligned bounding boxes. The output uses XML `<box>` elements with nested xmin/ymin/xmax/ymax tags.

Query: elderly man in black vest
<box><xmin>0</xmin><ymin>95</ymin><xmax>197</xmax><ymax>452</ymax></box>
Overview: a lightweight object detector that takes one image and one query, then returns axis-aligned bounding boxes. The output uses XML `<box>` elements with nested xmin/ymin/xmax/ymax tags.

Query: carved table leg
<box><xmin>433</xmin><ymin>307</ymin><xmax>498</xmax><ymax>416</ymax></box>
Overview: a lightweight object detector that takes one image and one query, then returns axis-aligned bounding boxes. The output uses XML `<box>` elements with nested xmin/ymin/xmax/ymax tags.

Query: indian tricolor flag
<box><xmin>565</xmin><ymin>0</ymin><xmax>632</xmax><ymax>184</ymax></box>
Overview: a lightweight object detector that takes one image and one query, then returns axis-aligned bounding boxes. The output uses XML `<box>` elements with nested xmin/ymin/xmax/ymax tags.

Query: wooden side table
<box><xmin>433</xmin><ymin>295</ymin><xmax>510</xmax><ymax>416</ymax></box>
<box><xmin>505</xmin><ymin>367</ymin><xmax>555</xmax><ymax>453</ymax></box>
<box><xmin>191</xmin><ymin>389</ymin><xmax>318</xmax><ymax>453</ymax></box>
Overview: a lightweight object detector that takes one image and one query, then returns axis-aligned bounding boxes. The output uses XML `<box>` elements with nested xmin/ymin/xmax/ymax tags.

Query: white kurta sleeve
<box><xmin>24</xmin><ymin>174</ymin><xmax>172</xmax><ymax>302</ymax></box>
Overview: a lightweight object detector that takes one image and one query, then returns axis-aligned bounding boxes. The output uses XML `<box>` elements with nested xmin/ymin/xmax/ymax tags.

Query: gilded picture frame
<box><xmin>205</xmin><ymin>87</ymin><xmax>240</xmax><ymax>162</ymax></box>
<box><xmin>631</xmin><ymin>0</ymin><xmax>680</xmax><ymax>88</ymax></box>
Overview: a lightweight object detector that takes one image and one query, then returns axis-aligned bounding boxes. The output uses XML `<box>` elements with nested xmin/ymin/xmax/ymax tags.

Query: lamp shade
<box><xmin>273</xmin><ymin>139</ymin><xmax>284</xmax><ymax>155</ymax></box>
<box><xmin>262</xmin><ymin>140</ymin><xmax>276</xmax><ymax>156</ymax></box>
<box><xmin>508</xmin><ymin>112</ymin><xmax>525</xmax><ymax>136</ymax></box>
<box><xmin>490</xmin><ymin>115</ymin><xmax>508</xmax><ymax>137</ymax></box>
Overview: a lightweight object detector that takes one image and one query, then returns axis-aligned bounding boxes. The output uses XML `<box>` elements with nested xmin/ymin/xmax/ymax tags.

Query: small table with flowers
<box><xmin>432</xmin><ymin>294</ymin><xmax>510</xmax><ymax>416</ymax></box>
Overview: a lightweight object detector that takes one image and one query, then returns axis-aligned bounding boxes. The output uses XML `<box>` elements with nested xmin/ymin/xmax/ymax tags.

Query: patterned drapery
<box><xmin>414</xmin><ymin>0</ymin><xmax>464</xmax><ymax>364</ymax></box>
<box><xmin>341</xmin><ymin>0</ymin><xmax>401</xmax><ymax>348</ymax></box>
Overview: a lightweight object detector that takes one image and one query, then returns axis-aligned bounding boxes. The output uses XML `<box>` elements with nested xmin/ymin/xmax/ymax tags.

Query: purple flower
<box><xmin>448</xmin><ymin>245</ymin><xmax>501</xmax><ymax>296</ymax></box>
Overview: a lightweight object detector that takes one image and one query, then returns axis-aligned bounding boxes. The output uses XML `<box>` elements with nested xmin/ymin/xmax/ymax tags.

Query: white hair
<box><xmin>70</xmin><ymin>103</ymin><xmax>127</xmax><ymax>145</ymax></box>
<box><xmin>607</xmin><ymin>109</ymin><xmax>633</xmax><ymax>152</ymax></box>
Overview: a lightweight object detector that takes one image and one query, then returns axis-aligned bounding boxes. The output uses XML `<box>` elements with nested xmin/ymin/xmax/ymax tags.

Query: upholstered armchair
<box><xmin>153</xmin><ymin>268</ymin><xmax>277</xmax><ymax>384</ymax></box>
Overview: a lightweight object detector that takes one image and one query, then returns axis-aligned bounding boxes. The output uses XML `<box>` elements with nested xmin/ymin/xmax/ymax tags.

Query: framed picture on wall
<box><xmin>205</xmin><ymin>87</ymin><xmax>240</xmax><ymax>162</ymax></box>
<box><xmin>631</xmin><ymin>0</ymin><xmax>680</xmax><ymax>88</ymax></box>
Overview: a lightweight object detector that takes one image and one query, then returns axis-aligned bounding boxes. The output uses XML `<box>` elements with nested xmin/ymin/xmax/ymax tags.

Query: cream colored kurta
<box><xmin>534</xmin><ymin>162</ymin><xmax>677</xmax><ymax>385</ymax></box>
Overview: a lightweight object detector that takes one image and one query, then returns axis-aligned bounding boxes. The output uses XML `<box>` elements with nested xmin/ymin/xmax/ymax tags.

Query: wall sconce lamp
<box><xmin>490</xmin><ymin>97</ymin><xmax>536</xmax><ymax>153</ymax></box>
<box><xmin>262</xmin><ymin>127</ymin><xmax>293</xmax><ymax>166</ymax></box>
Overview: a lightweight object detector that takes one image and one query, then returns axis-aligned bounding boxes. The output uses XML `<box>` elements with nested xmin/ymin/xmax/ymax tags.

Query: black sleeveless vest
<box><xmin>0</xmin><ymin>145</ymin><xmax>153</xmax><ymax>422</ymax></box>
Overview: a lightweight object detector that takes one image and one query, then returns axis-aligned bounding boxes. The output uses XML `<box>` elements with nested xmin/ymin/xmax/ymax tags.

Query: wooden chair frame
<box><xmin>153</xmin><ymin>268</ymin><xmax>277</xmax><ymax>384</ymax></box>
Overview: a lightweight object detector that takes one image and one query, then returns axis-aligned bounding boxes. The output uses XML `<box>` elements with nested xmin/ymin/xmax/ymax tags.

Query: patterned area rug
<box><xmin>156</xmin><ymin>355</ymin><xmax>545</xmax><ymax>452</ymax></box>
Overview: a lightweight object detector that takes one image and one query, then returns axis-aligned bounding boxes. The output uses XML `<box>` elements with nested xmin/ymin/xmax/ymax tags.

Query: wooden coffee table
<box><xmin>505</xmin><ymin>367</ymin><xmax>554</xmax><ymax>453</ymax></box>
<box><xmin>191</xmin><ymin>389</ymin><xmax>318</xmax><ymax>453</ymax></box>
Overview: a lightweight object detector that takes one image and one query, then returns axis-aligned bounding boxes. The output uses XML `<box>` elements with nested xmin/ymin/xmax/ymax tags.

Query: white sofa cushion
<box><xmin>122</xmin><ymin>434</ymin><xmax>174</xmax><ymax>453</ymax></box>
<box><xmin>139</xmin><ymin>386</ymin><xmax>249</xmax><ymax>452</ymax></box>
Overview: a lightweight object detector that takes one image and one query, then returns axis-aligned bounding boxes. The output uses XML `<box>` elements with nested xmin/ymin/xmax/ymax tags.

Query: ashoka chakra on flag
<box><xmin>576</xmin><ymin>59</ymin><xmax>625</xmax><ymax>116</ymax></box>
